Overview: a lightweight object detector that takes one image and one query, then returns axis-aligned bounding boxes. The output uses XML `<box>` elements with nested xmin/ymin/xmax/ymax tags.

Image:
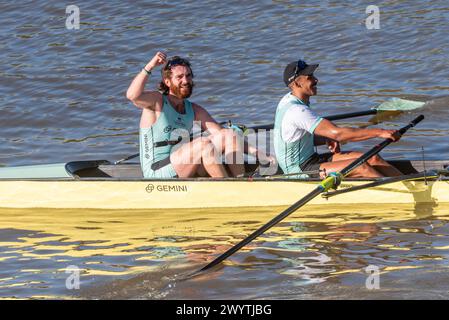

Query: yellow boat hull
<box><xmin>1</xmin><ymin>179</ymin><xmax>448</xmax><ymax>209</ymax></box>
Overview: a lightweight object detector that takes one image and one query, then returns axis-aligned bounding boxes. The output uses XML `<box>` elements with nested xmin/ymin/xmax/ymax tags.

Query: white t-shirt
<box><xmin>281</xmin><ymin>102</ymin><xmax>322</xmax><ymax>143</ymax></box>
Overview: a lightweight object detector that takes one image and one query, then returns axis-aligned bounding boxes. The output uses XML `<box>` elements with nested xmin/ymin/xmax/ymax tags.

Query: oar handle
<box><xmin>340</xmin><ymin>115</ymin><xmax>424</xmax><ymax>177</ymax></box>
<box><xmin>398</xmin><ymin>114</ymin><xmax>424</xmax><ymax>134</ymax></box>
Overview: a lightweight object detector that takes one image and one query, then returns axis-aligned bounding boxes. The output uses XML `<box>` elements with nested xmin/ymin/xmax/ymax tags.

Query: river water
<box><xmin>1</xmin><ymin>0</ymin><xmax>449</xmax><ymax>299</ymax></box>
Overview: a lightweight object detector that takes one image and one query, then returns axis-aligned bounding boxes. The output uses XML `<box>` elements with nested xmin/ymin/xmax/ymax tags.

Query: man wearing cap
<box><xmin>273</xmin><ymin>59</ymin><xmax>403</xmax><ymax>178</ymax></box>
<box><xmin>127</xmin><ymin>51</ymin><xmax>274</xmax><ymax>179</ymax></box>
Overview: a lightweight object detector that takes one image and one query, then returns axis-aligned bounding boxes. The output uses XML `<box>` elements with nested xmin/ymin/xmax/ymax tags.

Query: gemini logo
<box><xmin>146</xmin><ymin>184</ymin><xmax>155</xmax><ymax>193</ymax></box>
<box><xmin>146</xmin><ymin>184</ymin><xmax>188</xmax><ymax>193</ymax></box>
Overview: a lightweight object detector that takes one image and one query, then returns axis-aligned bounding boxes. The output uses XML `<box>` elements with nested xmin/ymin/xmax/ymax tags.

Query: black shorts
<box><xmin>299</xmin><ymin>152</ymin><xmax>334</xmax><ymax>173</ymax></box>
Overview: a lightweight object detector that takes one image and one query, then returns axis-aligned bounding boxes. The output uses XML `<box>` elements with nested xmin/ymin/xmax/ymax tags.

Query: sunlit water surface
<box><xmin>1</xmin><ymin>0</ymin><xmax>449</xmax><ymax>299</ymax></box>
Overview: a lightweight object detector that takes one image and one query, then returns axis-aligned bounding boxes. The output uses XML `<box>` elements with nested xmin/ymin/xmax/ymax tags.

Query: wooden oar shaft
<box><xmin>197</xmin><ymin>115</ymin><xmax>424</xmax><ymax>274</ymax></box>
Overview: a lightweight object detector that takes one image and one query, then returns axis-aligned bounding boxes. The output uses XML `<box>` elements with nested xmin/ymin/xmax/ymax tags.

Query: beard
<box><xmin>171</xmin><ymin>82</ymin><xmax>194</xmax><ymax>99</ymax></box>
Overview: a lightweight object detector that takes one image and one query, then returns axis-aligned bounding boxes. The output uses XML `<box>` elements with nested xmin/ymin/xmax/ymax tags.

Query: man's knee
<box><xmin>367</xmin><ymin>154</ymin><xmax>383</xmax><ymax>165</ymax></box>
<box><xmin>358</xmin><ymin>162</ymin><xmax>374</xmax><ymax>172</ymax></box>
<box><xmin>359</xmin><ymin>162</ymin><xmax>376</xmax><ymax>174</ymax></box>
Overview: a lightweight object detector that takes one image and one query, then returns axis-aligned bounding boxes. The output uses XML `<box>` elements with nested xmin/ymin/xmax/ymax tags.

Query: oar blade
<box><xmin>361</xmin><ymin>98</ymin><xmax>426</xmax><ymax>127</ymax></box>
<box><xmin>376</xmin><ymin>98</ymin><xmax>426</xmax><ymax>111</ymax></box>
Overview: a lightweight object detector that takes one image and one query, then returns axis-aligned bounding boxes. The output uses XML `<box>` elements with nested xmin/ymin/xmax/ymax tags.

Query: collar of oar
<box><xmin>319</xmin><ymin>172</ymin><xmax>343</xmax><ymax>192</ymax></box>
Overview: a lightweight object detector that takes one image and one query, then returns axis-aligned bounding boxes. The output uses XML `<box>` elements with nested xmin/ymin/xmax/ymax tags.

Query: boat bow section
<box><xmin>0</xmin><ymin>160</ymin><xmax>110</xmax><ymax>179</ymax></box>
<box><xmin>0</xmin><ymin>163</ymin><xmax>74</xmax><ymax>179</ymax></box>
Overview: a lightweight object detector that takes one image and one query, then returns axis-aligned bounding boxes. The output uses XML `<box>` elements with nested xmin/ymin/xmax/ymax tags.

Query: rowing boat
<box><xmin>0</xmin><ymin>159</ymin><xmax>448</xmax><ymax>209</ymax></box>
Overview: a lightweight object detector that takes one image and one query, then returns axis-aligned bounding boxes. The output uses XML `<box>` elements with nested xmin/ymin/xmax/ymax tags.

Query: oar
<box><xmin>194</xmin><ymin>115</ymin><xmax>425</xmax><ymax>274</ymax></box>
<box><xmin>113</xmin><ymin>98</ymin><xmax>425</xmax><ymax>164</ymax></box>
<box><xmin>251</xmin><ymin>98</ymin><xmax>426</xmax><ymax>131</ymax></box>
<box><xmin>114</xmin><ymin>153</ymin><xmax>140</xmax><ymax>165</ymax></box>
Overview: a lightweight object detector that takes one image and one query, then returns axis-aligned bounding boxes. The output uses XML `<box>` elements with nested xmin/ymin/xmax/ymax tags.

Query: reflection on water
<box><xmin>1</xmin><ymin>203</ymin><xmax>449</xmax><ymax>299</ymax></box>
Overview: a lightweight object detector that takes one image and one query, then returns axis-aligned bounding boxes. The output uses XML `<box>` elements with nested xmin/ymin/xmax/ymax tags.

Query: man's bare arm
<box><xmin>126</xmin><ymin>51</ymin><xmax>167</xmax><ymax>109</ymax></box>
<box><xmin>314</xmin><ymin>118</ymin><xmax>400</xmax><ymax>142</ymax></box>
<box><xmin>193</xmin><ymin>104</ymin><xmax>222</xmax><ymax>134</ymax></box>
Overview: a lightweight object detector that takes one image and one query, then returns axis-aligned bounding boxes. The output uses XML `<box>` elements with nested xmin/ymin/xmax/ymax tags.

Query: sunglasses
<box><xmin>165</xmin><ymin>58</ymin><xmax>191</xmax><ymax>70</ymax></box>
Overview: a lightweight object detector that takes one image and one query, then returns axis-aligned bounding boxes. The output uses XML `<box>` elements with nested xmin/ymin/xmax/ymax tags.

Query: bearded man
<box><xmin>127</xmin><ymin>52</ymin><xmax>273</xmax><ymax>178</ymax></box>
